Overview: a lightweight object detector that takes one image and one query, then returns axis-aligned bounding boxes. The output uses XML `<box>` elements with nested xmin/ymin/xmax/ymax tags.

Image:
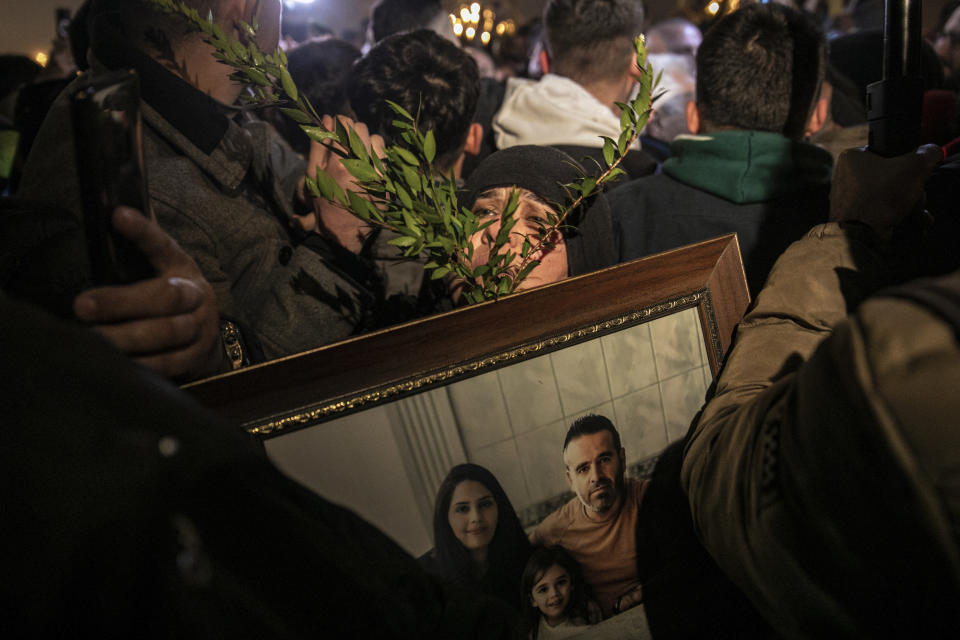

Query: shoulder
<box><xmin>533</xmin><ymin>497</ymin><xmax>580</xmax><ymax>543</ymax></box>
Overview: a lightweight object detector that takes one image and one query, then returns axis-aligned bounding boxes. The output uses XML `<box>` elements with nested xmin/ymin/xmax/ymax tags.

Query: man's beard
<box><xmin>578</xmin><ymin>476</ymin><xmax>622</xmax><ymax>513</ymax></box>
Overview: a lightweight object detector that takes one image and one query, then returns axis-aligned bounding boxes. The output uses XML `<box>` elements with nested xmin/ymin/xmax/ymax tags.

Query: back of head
<box><xmin>695</xmin><ymin>3</ymin><xmax>825</xmax><ymax>140</ymax></box>
<box><xmin>348</xmin><ymin>30</ymin><xmax>479</xmax><ymax>171</ymax></box>
<box><xmin>287</xmin><ymin>38</ymin><xmax>360</xmax><ymax>116</ymax></box>
<box><xmin>563</xmin><ymin>414</ymin><xmax>621</xmax><ymax>455</ymax></box>
<box><xmin>645</xmin><ymin>18</ymin><xmax>702</xmax><ymax>57</ymax></box>
<box><xmin>369</xmin><ymin>0</ymin><xmax>447</xmax><ymax>43</ymax></box>
<box><xmin>543</xmin><ymin>0</ymin><xmax>645</xmax><ymax>85</ymax></box>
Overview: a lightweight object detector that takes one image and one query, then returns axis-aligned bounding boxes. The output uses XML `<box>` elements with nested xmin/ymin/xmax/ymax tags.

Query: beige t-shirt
<box><xmin>530</xmin><ymin>477</ymin><xmax>648</xmax><ymax>618</ymax></box>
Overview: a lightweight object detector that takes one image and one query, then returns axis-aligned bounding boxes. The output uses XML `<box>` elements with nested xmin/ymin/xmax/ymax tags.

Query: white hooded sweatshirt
<box><xmin>492</xmin><ymin>74</ymin><xmax>637</xmax><ymax>150</ymax></box>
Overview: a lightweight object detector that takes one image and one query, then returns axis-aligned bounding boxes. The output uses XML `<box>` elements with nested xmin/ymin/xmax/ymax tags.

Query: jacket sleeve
<box><xmin>679</xmin><ymin>222</ymin><xmax>960</xmax><ymax>636</ymax></box>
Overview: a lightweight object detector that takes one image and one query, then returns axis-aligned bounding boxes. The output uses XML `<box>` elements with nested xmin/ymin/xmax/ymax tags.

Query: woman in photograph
<box><xmin>423</xmin><ymin>463</ymin><xmax>532</xmax><ymax>610</ymax></box>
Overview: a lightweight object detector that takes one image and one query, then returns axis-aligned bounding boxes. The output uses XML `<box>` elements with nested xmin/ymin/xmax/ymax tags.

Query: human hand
<box><xmin>829</xmin><ymin>144</ymin><xmax>943</xmax><ymax>239</ymax></box>
<box><xmin>73</xmin><ymin>207</ymin><xmax>226</xmax><ymax>380</ymax></box>
<box><xmin>295</xmin><ymin>115</ymin><xmax>385</xmax><ymax>253</ymax></box>
<box><xmin>612</xmin><ymin>583</ymin><xmax>644</xmax><ymax>615</ymax></box>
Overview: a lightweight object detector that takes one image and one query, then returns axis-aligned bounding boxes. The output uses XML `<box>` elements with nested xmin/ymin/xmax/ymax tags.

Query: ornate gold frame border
<box><xmin>248</xmin><ymin>290</ymin><xmax>713</xmax><ymax>437</ymax></box>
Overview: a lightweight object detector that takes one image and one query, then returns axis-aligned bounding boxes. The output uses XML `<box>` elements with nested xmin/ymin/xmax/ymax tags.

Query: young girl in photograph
<box><xmin>521</xmin><ymin>546</ymin><xmax>601</xmax><ymax>639</ymax></box>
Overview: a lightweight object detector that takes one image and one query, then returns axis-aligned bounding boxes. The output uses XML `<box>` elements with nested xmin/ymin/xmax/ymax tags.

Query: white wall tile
<box><xmin>601</xmin><ymin>323</ymin><xmax>658</xmax><ymax>399</ymax></box>
<box><xmin>661</xmin><ymin>368</ymin><xmax>709</xmax><ymax>443</ymax></box>
<box><xmin>612</xmin><ymin>384</ymin><xmax>668</xmax><ymax>462</ymax></box>
<box><xmin>551</xmin><ymin>339</ymin><xmax>613</xmax><ymax>417</ymax></box>
<box><xmin>515</xmin><ymin>418</ymin><xmax>569</xmax><ymax>504</ymax></box>
<box><xmin>497</xmin><ymin>354</ymin><xmax>564</xmax><ymax>435</ymax></box>
<box><xmin>650</xmin><ymin>308</ymin><xmax>703</xmax><ymax>378</ymax></box>
<box><xmin>445</xmin><ymin>370</ymin><xmax>512</xmax><ymax>451</ymax></box>
<box><xmin>470</xmin><ymin>438</ymin><xmax>532</xmax><ymax>511</ymax></box>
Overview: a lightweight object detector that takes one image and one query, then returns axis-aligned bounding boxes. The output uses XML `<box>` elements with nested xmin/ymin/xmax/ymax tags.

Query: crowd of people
<box><xmin>2</xmin><ymin>0</ymin><xmax>960</xmax><ymax>636</ymax></box>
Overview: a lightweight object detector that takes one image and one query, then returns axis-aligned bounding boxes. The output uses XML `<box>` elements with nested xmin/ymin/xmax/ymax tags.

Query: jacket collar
<box><xmin>89</xmin><ymin>13</ymin><xmax>229</xmax><ymax>156</ymax></box>
<box><xmin>664</xmin><ymin>130</ymin><xmax>833</xmax><ymax>204</ymax></box>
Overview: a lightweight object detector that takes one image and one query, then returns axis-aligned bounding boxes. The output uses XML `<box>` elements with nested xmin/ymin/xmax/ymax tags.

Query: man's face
<box><xmin>468</xmin><ymin>187</ymin><xmax>569</xmax><ymax>292</ymax></box>
<box><xmin>564</xmin><ymin>431</ymin><xmax>625</xmax><ymax>515</ymax></box>
<box><xmin>936</xmin><ymin>7</ymin><xmax>960</xmax><ymax>78</ymax></box>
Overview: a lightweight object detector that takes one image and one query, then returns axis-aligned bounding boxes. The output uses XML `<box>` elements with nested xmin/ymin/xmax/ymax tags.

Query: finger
<box><xmin>75</xmin><ymin>276</ymin><xmax>203</xmax><ymax>323</ymax></box>
<box><xmin>110</xmin><ymin>206</ymin><xmax>191</xmax><ymax>274</ymax></box>
<box><xmin>91</xmin><ymin>311</ymin><xmax>200</xmax><ymax>355</ymax></box>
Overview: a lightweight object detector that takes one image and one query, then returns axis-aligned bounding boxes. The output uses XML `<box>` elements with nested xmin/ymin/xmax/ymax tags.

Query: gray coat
<box><xmin>19</xmin><ymin>42</ymin><xmax>362</xmax><ymax>360</ymax></box>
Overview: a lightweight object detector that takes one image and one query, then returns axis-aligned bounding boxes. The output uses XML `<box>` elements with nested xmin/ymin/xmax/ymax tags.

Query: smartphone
<box><xmin>71</xmin><ymin>69</ymin><xmax>155</xmax><ymax>285</ymax></box>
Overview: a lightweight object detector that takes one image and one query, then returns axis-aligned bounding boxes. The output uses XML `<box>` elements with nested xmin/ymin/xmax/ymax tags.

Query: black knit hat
<box><xmin>461</xmin><ymin>145</ymin><xmax>616</xmax><ymax>277</ymax></box>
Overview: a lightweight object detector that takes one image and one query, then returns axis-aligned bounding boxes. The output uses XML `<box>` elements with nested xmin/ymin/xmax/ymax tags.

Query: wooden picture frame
<box><xmin>185</xmin><ymin>234</ymin><xmax>749</xmax><ymax>557</ymax></box>
<box><xmin>186</xmin><ymin>234</ymin><xmax>748</xmax><ymax>437</ymax></box>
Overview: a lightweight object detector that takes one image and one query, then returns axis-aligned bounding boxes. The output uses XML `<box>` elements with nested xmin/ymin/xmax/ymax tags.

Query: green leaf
<box><xmin>498</xmin><ymin>278</ymin><xmax>511</xmax><ymax>295</ymax></box>
<box><xmin>385</xmin><ymin>100</ymin><xmax>414</xmax><ymax>121</ymax></box>
<box><xmin>396</xmin><ymin>186</ymin><xmax>414</xmax><ymax>210</ymax></box>
<box><xmin>302</xmin><ymin>126</ymin><xmax>337</xmax><ymax>142</ymax></box>
<box><xmin>246</xmin><ymin>68</ymin><xmax>270</xmax><ymax>86</ymax></box>
<box><xmin>423</xmin><ymin>130</ymin><xmax>436</xmax><ymax>164</ymax></box>
<box><xmin>230</xmin><ymin>38</ymin><xmax>249</xmax><ymax>61</ymax></box>
<box><xmin>347</xmin><ymin>127</ymin><xmax>369</xmax><ymax>163</ymax></box>
<box><xmin>401</xmin><ymin>164</ymin><xmax>421</xmax><ymax>194</ymax></box>
<box><xmin>618</xmin><ymin>128</ymin><xmax>632</xmax><ymax>156</ymax></box>
<box><xmin>602</xmin><ymin>138</ymin><xmax>615</xmax><ymax>167</ymax></box>
<box><xmin>341</xmin><ymin>159</ymin><xmax>378</xmax><ymax>183</ymax></box>
<box><xmin>279</xmin><ymin>107</ymin><xmax>311</xmax><ymax>124</ymax></box>
<box><xmin>313</xmin><ymin>168</ymin><xmax>347</xmax><ymax>205</ymax></box>
<box><xmin>581</xmin><ymin>177</ymin><xmax>597</xmax><ymax>196</ymax></box>
<box><xmin>430</xmin><ymin>266</ymin><xmax>451</xmax><ymax>280</ymax></box>
<box><xmin>634</xmin><ymin>34</ymin><xmax>647</xmax><ymax>71</ymax></box>
<box><xmin>619</xmin><ymin>106</ymin><xmax>632</xmax><ymax>131</ymax></box>
<box><xmin>394</xmin><ymin>147</ymin><xmax>420</xmax><ymax>166</ymax></box>
<box><xmin>388</xmin><ymin>236</ymin><xmax>418</xmax><ymax>248</ymax></box>
<box><xmin>347</xmin><ymin>191</ymin><xmax>371</xmax><ymax>220</ymax></box>
<box><xmin>605</xmin><ymin>167</ymin><xmax>628</xmax><ymax>184</ymax></box>
<box><xmin>401</xmin><ymin>209</ymin><xmax>421</xmax><ymax>235</ymax></box>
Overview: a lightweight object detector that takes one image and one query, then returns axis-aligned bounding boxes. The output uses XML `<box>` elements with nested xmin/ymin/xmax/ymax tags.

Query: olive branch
<box><xmin>145</xmin><ymin>0</ymin><xmax>658</xmax><ymax>303</ymax></box>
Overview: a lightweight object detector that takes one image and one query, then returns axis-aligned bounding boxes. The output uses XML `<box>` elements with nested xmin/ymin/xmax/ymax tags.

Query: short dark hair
<box><xmin>543</xmin><ymin>0</ymin><xmax>644</xmax><ymax>84</ymax></box>
<box><xmin>348</xmin><ymin>30</ymin><xmax>479</xmax><ymax>171</ymax></box>
<box><xmin>563</xmin><ymin>414</ymin><xmax>622</xmax><ymax>456</ymax></box>
<box><xmin>278</xmin><ymin>38</ymin><xmax>360</xmax><ymax>153</ymax></box>
<box><xmin>369</xmin><ymin>0</ymin><xmax>446</xmax><ymax>43</ymax></box>
<box><xmin>695</xmin><ymin>3</ymin><xmax>825</xmax><ymax>140</ymax></box>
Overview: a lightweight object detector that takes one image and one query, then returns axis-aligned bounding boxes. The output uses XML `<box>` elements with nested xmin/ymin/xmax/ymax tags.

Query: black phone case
<box><xmin>71</xmin><ymin>69</ymin><xmax>155</xmax><ymax>285</ymax></box>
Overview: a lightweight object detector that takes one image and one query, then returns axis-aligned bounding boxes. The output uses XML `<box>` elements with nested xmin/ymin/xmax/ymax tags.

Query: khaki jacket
<box><xmin>681</xmin><ymin>223</ymin><xmax>960</xmax><ymax>638</ymax></box>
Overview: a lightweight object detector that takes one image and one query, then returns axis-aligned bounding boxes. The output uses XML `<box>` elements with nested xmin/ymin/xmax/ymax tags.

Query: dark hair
<box><xmin>521</xmin><ymin>546</ymin><xmax>598</xmax><ymax>638</ymax></box>
<box><xmin>543</xmin><ymin>0</ymin><xmax>644</xmax><ymax>84</ymax></box>
<box><xmin>278</xmin><ymin>37</ymin><xmax>360</xmax><ymax>153</ymax></box>
<box><xmin>369</xmin><ymin>0</ymin><xmax>446</xmax><ymax>44</ymax></box>
<box><xmin>348</xmin><ymin>29</ymin><xmax>480</xmax><ymax>171</ymax></box>
<box><xmin>432</xmin><ymin>464</ymin><xmax>530</xmax><ymax>605</ymax></box>
<box><xmin>563</xmin><ymin>414</ymin><xmax>621</xmax><ymax>455</ymax></box>
<box><xmin>695</xmin><ymin>3</ymin><xmax>825</xmax><ymax>140</ymax></box>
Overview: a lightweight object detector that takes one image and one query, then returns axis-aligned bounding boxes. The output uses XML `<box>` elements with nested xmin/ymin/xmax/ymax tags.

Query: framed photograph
<box><xmin>185</xmin><ymin>234</ymin><xmax>749</xmax><ymax>556</ymax></box>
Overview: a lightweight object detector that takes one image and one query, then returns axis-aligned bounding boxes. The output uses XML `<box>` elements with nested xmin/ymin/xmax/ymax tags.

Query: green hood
<box><xmin>663</xmin><ymin>131</ymin><xmax>833</xmax><ymax>204</ymax></box>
